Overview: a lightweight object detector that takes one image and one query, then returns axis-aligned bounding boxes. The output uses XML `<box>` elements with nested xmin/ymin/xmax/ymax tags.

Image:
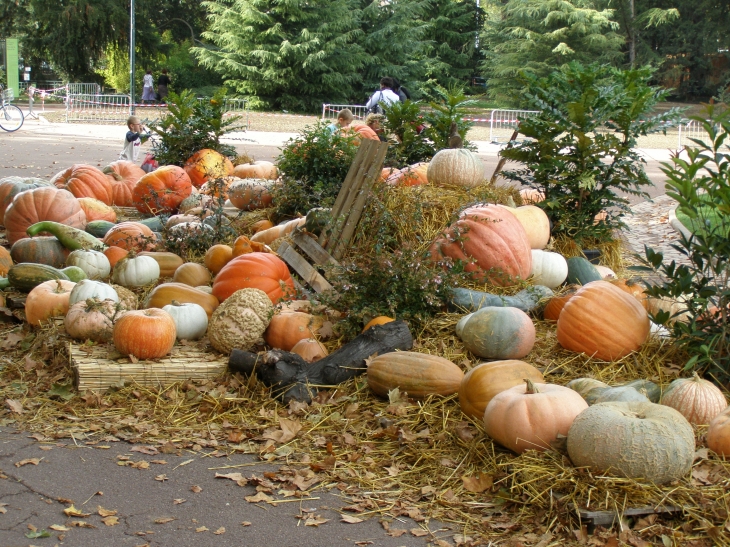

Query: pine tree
<box><xmin>195</xmin><ymin>0</ymin><xmax>367</xmax><ymax>111</ymax></box>
<box><xmin>481</xmin><ymin>0</ymin><xmax>624</xmax><ymax>105</ymax></box>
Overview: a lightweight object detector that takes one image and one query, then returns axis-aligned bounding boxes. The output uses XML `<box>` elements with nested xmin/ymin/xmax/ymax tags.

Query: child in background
<box><xmin>327</xmin><ymin>108</ymin><xmax>354</xmax><ymax>135</ymax></box>
<box><xmin>119</xmin><ymin>116</ymin><xmax>151</xmax><ymax>162</ymax></box>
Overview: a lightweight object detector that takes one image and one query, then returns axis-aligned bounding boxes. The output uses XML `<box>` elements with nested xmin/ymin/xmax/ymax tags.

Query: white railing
<box><xmin>67</xmin><ymin>83</ymin><xmax>102</xmax><ymax>95</ymax></box>
<box><xmin>322</xmin><ymin>103</ymin><xmax>369</xmax><ymax>121</ymax></box>
<box><xmin>484</xmin><ymin>109</ymin><xmax>539</xmax><ymax>142</ymax></box>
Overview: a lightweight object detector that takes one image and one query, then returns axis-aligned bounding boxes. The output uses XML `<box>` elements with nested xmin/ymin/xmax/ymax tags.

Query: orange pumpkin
<box><xmin>103</xmin><ymin>246</ymin><xmax>130</xmax><ymax>268</ymax></box>
<box><xmin>543</xmin><ymin>286</ymin><xmax>579</xmax><ymax>321</ymax></box>
<box><xmin>290</xmin><ymin>338</ymin><xmax>328</xmax><ymax>362</ymax></box>
<box><xmin>184</xmin><ymin>149</ymin><xmax>234</xmax><ymax>187</ymax></box>
<box><xmin>0</xmin><ymin>246</ymin><xmax>12</xmax><ymax>276</ymax></box>
<box><xmin>228</xmin><ymin>179</ymin><xmax>274</xmax><ymax>210</ymax></box>
<box><xmin>231</xmin><ymin>235</ymin><xmax>267</xmax><ymax>257</ymax></box>
<box><xmin>212</xmin><ymin>252</ymin><xmax>295</xmax><ymax>304</ymax></box>
<box><xmin>113</xmin><ymin>308</ymin><xmax>177</xmax><ymax>359</ymax></box>
<box><xmin>385</xmin><ymin>163</ymin><xmax>428</xmax><ymax>186</ymax></box>
<box><xmin>707</xmin><ymin>406</ymin><xmax>730</xmax><ymax>456</ymax></box>
<box><xmin>204</xmin><ymin>244</ymin><xmax>233</xmax><ymax>275</ymax></box>
<box><xmin>264</xmin><ymin>312</ymin><xmax>324</xmax><ymax>351</ymax></box>
<box><xmin>363</xmin><ymin>316</ymin><xmax>395</xmax><ymax>332</ymax></box>
<box><xmin>366</xmin><ymin>352</ymin><xmax>464</xmax><ymax>400</ymax></box>
<box><xmin>557</xmin><ymin>280</ymin><xmax>650</xmax><ymax>361</ymax></box>
<box><xmin>77</xmin><ymin>197</ymin><xmax>117</xmax><ymax>223</ymax></box>
<box><xmin>103</xmin><ymin>221</ymin><xmax>156</xmax><ymax>252</ymax></box>
<box><xmin>103</xmin><ymin>161</ymin><xmax>145</xmax><ymax>207</ymax></box>
<box><xmin>610</xmin><ymin>278</ymin><xmax>649</xmax><ymax>310</ymax></box>
<box><xmin>133</xmin><ymin>166</ymin><xmax>193</xmax><ymax>215</ymax></box>
<box><xmin>0</xmin><ymin>177</ymin><xmax>51</xmax><ymax>224</ymax></box>
<box><xmin>251</xmin><ymin>219</ymin><xmax>274</xmax><ymax>233</ymax></box>
<box><xmin>173</xmin><ymin>262</ymin><xmax>212</xmax><ymax>287</ymax></box>
<box><xmin>4</xmin><ymin>187</ymin><xmax>87</xmax><ymax>245</ymax></box>
<box><xmin>429</xmin><ymin>204</ymin><xmax>532</xmax><ymax>286</ymax></box>
<box><xmin>660</xmin><ymin>373</ymin><xmax>728</xmax><ymax>426</ymax></box>
<box><xmin>25</xmin><ymin>279</ymin><xmax>76</xmax><ymax>326</ymax></box>
<box><xmin>51</xmin><ymin>164</ymin><xmax>114</xmax><ymax>205</ymax></box>
<box><xmin>349</xmin><ymin>123</ymin><xmax>380</xmax><ymax>145</ymax></box>
<box><xmin>143</xmin><ymin>282</ymin><xmax>220</xmax><ymax>318</ymax></box>
<box><xmin>233</xmin><ymin>161</ymin><xmax>278</xmax><ymax>180</ymax></box>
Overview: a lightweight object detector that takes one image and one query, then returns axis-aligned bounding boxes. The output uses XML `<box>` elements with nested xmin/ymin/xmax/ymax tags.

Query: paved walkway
<box><xmin>623</xmin><ymin>194</ymin><xmax>688</xmax><ymax>265</ymax></box>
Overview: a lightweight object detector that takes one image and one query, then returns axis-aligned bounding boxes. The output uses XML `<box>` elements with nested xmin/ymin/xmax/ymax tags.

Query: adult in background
<box><xmin>365</xmin><ymin>113</ymin><xmax>387</xmax><ymax>142</ymax></box>
<box><xmin>157</xmin><ymin>69</ymin><xmax>171</xmax><ymax>103</ymax></box>
<box><xmin>392</xmin><ymin>78</ymin><xmax>410</xmax><ymax>102</ymax></box>
<box><xmin>365</xmin><ymin>77</ymin><xmax>399</xmax><ymax>114</ymax></box>
<box><xmin>141</xmin><ymin>70</ymin><xmax>156</xmax><ymax>104</ymax></box>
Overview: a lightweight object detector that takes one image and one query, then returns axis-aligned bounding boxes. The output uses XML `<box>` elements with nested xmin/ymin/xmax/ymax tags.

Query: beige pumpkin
<box><xmin>290</xmin><ymin>338</ymin><xmax>328</xmax><ymax>362</ymax></box>
<box><xmin>426</xmin><ymin>149</ymin><xmax>485</xmax><ymax>188</ymax></box>
<box><xmin>660</xmin><ymin>373</ymin><xmax>728</xmax><ymax>426</ymax></box>
<box><xmin>503</xmin><ymin>205</ymin><xmax>550</xmax><ymax>249</ymax></box>
<box><xmin>366</xmin><ymin>352</ymin><xmax>464</xmax><ymax>400</ymax></box>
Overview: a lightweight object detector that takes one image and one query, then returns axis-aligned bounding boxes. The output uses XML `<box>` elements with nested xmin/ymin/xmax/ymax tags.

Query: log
<box><xmin>228</xmin><ymin>320</ymin><xmax>413</xmax><ymax>402</ymax></box>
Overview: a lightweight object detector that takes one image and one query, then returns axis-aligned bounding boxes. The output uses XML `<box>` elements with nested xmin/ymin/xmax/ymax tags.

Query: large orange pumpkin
<box><xmin>233</xmin><ymin>161</ymin><xmax>278</xmax><ymax>180</ymax></box>
<box><xmin>557</xmin><ymin>280</ymin><xmax>650</xmax><ymax>361</ymax></box>
<box><xmin>211</xmin><ymin>252</ymin><xmax>295</xmax><ymax>304</ymax></box>
<box><xmin>0</xmin><ymin>177</ymin><xmax>51</xmax><ymax>224</ymax></box>
<box><xmin>132</xmin><ymin>166</ymin><xmax>193</xmax><ymax>215</ymax></box>
<box><xmin>543</xmin><ymin>286</ymin><xmax>579</xmax><ymax>321</ymax></box>
<box><xmin>4</xmin><ymin>187</ymin><xmax>87</xmax><ymax>245</ymax></box>
<box><xmin>103</xmin><ymin>161</ymin><xmax>145</xmax><ymax>207</ymax></box>
<box><xmin>77</xmin><ymin>197</ymin><xmax>117</xmax><ymax>223</ymax></box>
<box><xmin>51</xmin><ymin>164</ymin><xmax>114</xmax><ymax>205</ymax></box>
<box><xmin>184</xmin><ymin>149</ymin><xmax>234</xmax><ymax>187</ymax></box>
<box><xmin>385</xmin><ymin>163</ymin><xmax>429</xmax><ymax>187</ymax></box>
<box><xmin>103</xmin><ymin>221</ymin><xmax>156</xmax><ymax>252</ymax></box>
<box><xmin>0</xmin><ymin>246</ymin><xmax>12</xmax><ymax>276</ymax></box>
<box><xmin>113</xmin><ymin>308</ymin><xmax>177</xmax><ymax>360</ymax></box>
<box><xmin>429</xmin><ymin>204</ymin><xmax>532</xmax><ymax>286</ymax></box>
<box><xmin>264</xmin><ymin>311</ymin><xmax>324</xmax><ymax>351</ymax></box>
<box><xmin>366</xmin><ymin>352</ymin><xmax>464</xmax><ymax>400</ymax></box>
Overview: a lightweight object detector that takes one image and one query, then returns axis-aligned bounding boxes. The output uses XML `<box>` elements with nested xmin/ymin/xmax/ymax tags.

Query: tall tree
<box><xmin>605</xmin><ymin>0</ymin><xmax>679</xmax><ymax>66</ymax></box>
<box><xmin>195</xmin><ymin>0</ymin><xmax>367</xmax><ymax>111</ymax></box>
<box><xmin>481</xmin><ymin>0</ymin><xmax>624</xmax><ymax>105</ymax></box>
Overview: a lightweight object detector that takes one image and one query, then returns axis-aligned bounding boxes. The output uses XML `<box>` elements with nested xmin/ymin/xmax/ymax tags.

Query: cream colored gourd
<box><xmin>426</xmin><ymin>149</ymin><xmax>484</xmax><ymax>188</ymax></box>
<box><xmin>530</xmin><ymin>250</ymin><xmax>568</xmax><ymax>288</ymax></box>
<box><xmin>162</xmin><ymin>301</ymin><xmax>209</xmax><ymax>340</ymax></box>
<box><xmin>66</xmin><ymin>249</ymin><xmax>111</xmax><ymax>280</ymax></box>
<box><xmin>112</xmin><ymin>255</ymin><xmax>161</xmax><ymax>287</ymax></box>
<box><xmin>503</xmin><ymin>205</ymin><xmax>551</xmax><ymax>249</ymax></box>
<box><xmin>69</xmin><ymin>279</ymin><xmax>119</xmax><ymax>306</ymax></box>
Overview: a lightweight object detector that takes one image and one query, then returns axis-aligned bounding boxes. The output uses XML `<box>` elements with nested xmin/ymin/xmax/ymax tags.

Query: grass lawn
<box><xmin>675</xmin><ymin>195</ymin><xmax>727</xmax><ymax>235</ymax></box>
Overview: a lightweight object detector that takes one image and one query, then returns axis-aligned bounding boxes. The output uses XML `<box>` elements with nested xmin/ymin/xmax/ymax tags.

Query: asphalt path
<box><xmin>0</xmin><ymin>117</ymin><xmax>671</xmax><ymax>204</ymax></box>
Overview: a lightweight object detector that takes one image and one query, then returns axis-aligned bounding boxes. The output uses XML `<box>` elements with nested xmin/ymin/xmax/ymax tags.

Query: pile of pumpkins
<box><xmin>0</xmin><ymin>148</ymin><xmax>331</xmax><ymax>364</ymax></box>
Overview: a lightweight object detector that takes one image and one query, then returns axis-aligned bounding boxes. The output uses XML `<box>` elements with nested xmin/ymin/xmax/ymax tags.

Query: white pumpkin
<box><xmin>69</xmin><ymin>279</ymin><xmax>119</xmax><ymax>306</ymax></box>
<box><xmin>162</xmin><ymin>301</ymin><xmax>209</xmax><ymax>340</ymax></box>
<box><xmin>595</xmin><ymin>265</ymin><xmax>617</xmax><ymax>279</ymax></box>
<box><xmin>530</xmin><ymin>250</ymin><xmax>568</xmax><ymax>289</ymax></box>
<box><xmin>112</xmin><ymin>255</ymin><xmax>160</xmax><ymax>287</ymax></box>
<box><xmin>426</xmin><ymin>149</ymin><xmax>485</xmax><ymax>188</ymax></box>
<box><xmin>66</xmin><ymin>249</ymin><xmax>111</xmax><ymax>280</ymax></box>
<box><xmin>168</xmin><ymin>222</ymin><xmax>214</xmax><ymax>242</ymax></box>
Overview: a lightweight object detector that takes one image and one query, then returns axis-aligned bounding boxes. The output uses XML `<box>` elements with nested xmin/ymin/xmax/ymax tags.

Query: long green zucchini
<box><xmin>27</xmin><ymin>221</ymin><xmax>105</xmax><ymax>251</ymax></box>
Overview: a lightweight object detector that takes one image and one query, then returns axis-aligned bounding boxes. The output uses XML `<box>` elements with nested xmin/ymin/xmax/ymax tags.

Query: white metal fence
<box><xmin>322</xmin><ymin>103</ymin><xmax>369</xmax><ymax>121</ymax></box>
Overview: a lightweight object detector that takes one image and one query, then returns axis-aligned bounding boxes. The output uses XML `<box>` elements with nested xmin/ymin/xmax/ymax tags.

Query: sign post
<box><xmin>5</xmin><ymin>38</ymin><xmax>19</xmax><ymax>99</ymax></box>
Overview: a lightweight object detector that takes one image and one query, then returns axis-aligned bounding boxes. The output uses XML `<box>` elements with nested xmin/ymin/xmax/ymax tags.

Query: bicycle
<box><xmin>0</xmin><ymin>84</ymin><xmax>25</xmax><ymax>132</ymax></box>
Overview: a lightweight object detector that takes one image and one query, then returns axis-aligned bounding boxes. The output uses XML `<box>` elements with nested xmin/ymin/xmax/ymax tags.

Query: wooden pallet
<box><xmin>71</xmin><ymin>342</ymin><xmax>227</xmax><ymax>392</ymax></box>
<box><xmin>278</xmin><ymin>139</ymin><xmax>388</xmax><ymax>293</ymax></box>
<box><xmin>573</xmin><ymin>504</ymin><xmax>683</xmax><ymax>527</ymax></box>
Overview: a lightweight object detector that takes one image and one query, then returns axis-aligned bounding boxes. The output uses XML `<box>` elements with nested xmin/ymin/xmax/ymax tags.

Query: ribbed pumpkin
<box><xmin>660</xmin><ymin>373</ymin><xmax>728</xmax><ymax>426</ymax></box>
<box><xmin>384</xmin><ymin>163</ymin><xmax>429</xmax><ymax>187</ymax></box>
<box><xmin>503</xmin><ymin>205</ymin><xmax>551</xmax><ymax>250</ymax></box>
<box><xmin>233</xmin><ymin>160</ymin><xmax>278</xmax><ymax>180</ymax></box>
<box><xmin>113</xmin><ymin>308</ymin><xmax>177</xmax><ymax>360</ymax></box>
<box><xmin>530</xmin><ymin>250</ymin><xmax>568</xmax><ymax>289</ymax></box>
<box><xmin>25</xmin><ymin>279</ymin><xmax>76</xmax><ymax>326</ymax></box>
<box><xmin>4</xmin><ymin>187</ymin><xmax>87</xmax><ymax>245</ymax></box>
<box><xmin>204</xmin><ymin>244</ymin><xmax>233</xmax><ymax>274</ymax></box>
<box><xmin>173</xmin><ymin>262</ymin><xmax>212</xmax><ymax>287</ymax></box>
<box><xmin>184</xmin><ymin>149</ymin><xmax>234</xmax><ymax>187</ymax></box>
<box><xmin>102</xmin><ymin>160</ymin><xmax>146</xmax><ymax>207</ymax></box>
<box><xmin>458</xmin><ymin>307</ymin><xmax>535</xmax><ymax>359</ymax></box>
<box><xmin>0</xmin><ymin>176</ymin><xmax>50</xmax><ymax>224</ymax></box>
<box><xmin>264</xmin><ymin>311</ymin><xmax>323</xmax><ymax>351</ymax></box>
<box><xmin>64</xmin><ymin>298</ymin><xmax>118</xmax><ymax>343</ymax></box>
<box><xmin>228</xmin><ymin>179</ymin><xmax>274</xmax><ymax>210</ymax></box>
<box><xmin>138</xmin><ymin>251</ymin><xmax>184</xmax><ymax>278</ymax></box>
<box><xmin>212</xmin><ymin>252</ymin><xmax>295</xmax><ymax>304</ymax></box>
<box><xmin>251</xmin><ymin>220</ymin><xmax>274</xmax><ymax>233</ymax></box>
<box><xmin>707</xmin><ymin>406</ymin><xmax>730</xmax><ymax>456</ymax></box>
<box><xmin>133</xmin><ymin>166</ymin><xmax>193</xmax><ymax>215</ymax></box>
<box><xmin>103</xmin><ymin>246</ymin><xmax>129</xmax><ymax>268</ymax></box>
<box><xmin>557</xmin><ymin>281</ymin><xmax>650</xmax><ymax>361</ymax></box>
<box><xmin>366</xmin><ymin>352</ymin><xmax>464</xmax><ymax>400</ymax></box>
<box><xmin>51</xmin><ymin>164</ymin><xmax>114</xmax><ymax>205</ymax></box>
<box><xmin>77</xmin><ymin>197</ymin><xmax>117</xmax><ymax>223</ymax></box>
<box><xmin>426</xmin><ymin>149</ymin><xmax>484</xmax><ymax>188</ymax></box>
<box><xmin>231</xmin><ymin>235</ymin><xmax>267</xmax><ymax>257</ymax></box>
<box><xmin>103</xmin><ymin>221</ymin><xmax>156</xmax><ymax>252</ymax></box>
<box><xmin>567</xmin><ymin>402</ymin><xmax>695</xmax><ymax>484</ymax></box>
<box><xmin>9</xmin><ymin>236</ymin><xmax>69</xmax><ymax>268</ymax></box>
<box><xmin>458</xmin><ymin>360</ymin><xmax>545</xmax><ymax>419</ymax></box>
<box><xmin>610</xmin><ymin>278</ymin><xmax>649</xmax><ymax>310</ymax></box>
<box><xmin>429</xmin><ymin>204</ymin><xmax>532</xmax><ymax>286</ymax></box>
<box><xmin>484</xmin><ymin>379</ymin><xmax>588</xmax><ymax>453</ymax></box>
<box><xmin>0</xmin><ymin>246</ymin><xmax>11</xmax><ymax>277</ymax></box>
<box><xmin>543</xmin><ymin>285</ymin><xmax>578</xmax><ymax>321</ymax></box>
<box><xmin>144</xmin><ymin>282</ymin><xmax>220</xmax><ymax>318</ymax></box>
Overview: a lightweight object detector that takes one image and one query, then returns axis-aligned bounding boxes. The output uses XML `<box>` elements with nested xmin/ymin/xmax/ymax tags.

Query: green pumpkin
<box><xmin>458</xmin><ymin>306</ymin><xmax>536</xmax><ymax>359</ymax></box>
<box><xmin>10</xmin><ymin>236</ymin><xmax>70</xmax><ymax>268</ymax></box>
<box><xmin>85</xmin><ymin>220</ymin><xmax>116</xmax><ymax>238</ymax></box>
<box><xmin>566</xmin><ymin>257</ymin><xmax>603</xmax><ymax>285</ymax></box>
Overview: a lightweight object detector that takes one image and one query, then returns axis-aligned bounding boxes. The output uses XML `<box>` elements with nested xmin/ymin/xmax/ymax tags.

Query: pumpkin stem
<box><xmin>524</xmin><ymin>378</ymin><xmax>540</xmax><ymax>394</ymax></box>
<box><xmin>691</xmin><ymin>372</ymin><xmax>701</xmax><ymax>382</ymax></box>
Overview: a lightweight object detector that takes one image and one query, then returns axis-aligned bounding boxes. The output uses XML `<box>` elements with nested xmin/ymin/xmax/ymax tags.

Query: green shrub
<box><xmin>500</xmin><ymin>62</ymin><xmax>682</xmax><ymax>245</ymax></box>
<box><xmin>273</xmin><ymin>122</ymin><xmax>357</xmax><ymax>221</ymax></box>
<box><xmin>150</xmin><ymin>89</ymin><xmax>238</xmax><ymax>167</ymax></box>
<box><xmin>638</xmin><ymin>104</ymin><xmax>730</xmax><ymax>382</ymax></box>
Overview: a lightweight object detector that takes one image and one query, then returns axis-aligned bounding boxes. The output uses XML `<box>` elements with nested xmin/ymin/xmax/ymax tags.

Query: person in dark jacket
<box><xmin>392</xmin><ymin>78</ymin><xmax>410</xmax><ymax>102</ymax></box>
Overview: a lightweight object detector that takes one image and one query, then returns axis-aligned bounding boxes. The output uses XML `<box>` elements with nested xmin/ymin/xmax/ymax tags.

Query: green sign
<box><xmin>6</xmin><ymin>38</ymin><xmax>19</xmax><ymax>98</ymax></box>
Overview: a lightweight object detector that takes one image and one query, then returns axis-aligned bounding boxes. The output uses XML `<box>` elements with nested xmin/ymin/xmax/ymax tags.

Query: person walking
<box><xmin>365</xmin><ymin>77</ymin><xmax>400</xmax><ymax>114</ymax></box>
<box><xmin>392</xmin><ymin>78</ymin><xmax>410</xmax><ymax>102</ymax></box>
<box><xmin>157</xmin><ymin>69</ymin><xmax>171</xmax><ymax>103</ymax></box>
<box><xmin>141</xmin><ymin>70</ymin><xmax>156</xmax><ymax>104</ymax></box>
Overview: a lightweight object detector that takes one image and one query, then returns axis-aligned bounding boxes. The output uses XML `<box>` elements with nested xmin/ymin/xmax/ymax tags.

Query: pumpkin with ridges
<box><xmin>51</xmin><ymin>164</ymin><xmax>113</xmax><ymax>205</ymax></box>
<box><xmin>264</xmin><ymin>311</ymin><xmax>324</xmax><ymax>351</ymax></box>
<box><xmin>367</xmin><ymin>352</ymin><xmax>464</xmax><ymax>400</ymax></box>
<box><xmin>25</xmin><ymin>279</ymin><xmax>76</xmax><ymax>326</ymax></box>
<box><xmin>103</xmin><ymin>160</ymin><xmax>145</xmax><ymax>207</ymax></box>
<box><xmin>660</xmin><ymin>373</ymin><xmax>728</xmax><ymax>426</ymax></box>
<box><xmin>113</xmin><ymin>308</ymin><xmax>177</xmax><ymax>360</ymax></box>
<box><xmin>184</xmin><ymin>149</ymin><xmax>234</xmax><ymax>187</ymax></box>
<box><xmin>144</xmin><ymin>282</ymin><xmax>219</xmax><ymax>318</ymax></box>
<box><xmin>707</xmin><ymin>406</ymin><xmax>730</xmax><ymax>456</ymax></box>
<box><xmin>133</xmin><ymin>165</ymin><xmax>193</xmax><ymax>215</ymax></box>
<box><xmin>4</xmin><ymin>186</ymin><xmax>86</xmax><ymax>245</ymax></box>
<box><xmin>458</xmin><ymin>307</ymin><xmax>535</xmax><ymax>359</ymax></box>
<box><xmin>212</xmin><ymin>252</ymin><xmax>295</xmax><ymax>304</ymax></box>
<box><xmin>427</xmin><ymin>149</ymin><xmax>484</xmax><ymax>188</ymax></box>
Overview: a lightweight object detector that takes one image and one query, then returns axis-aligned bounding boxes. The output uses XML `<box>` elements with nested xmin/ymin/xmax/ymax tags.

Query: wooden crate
<box><xmin>70</xmin><ymin>342</ymin><xmax>228</xmax><ymax>391</ymax></box>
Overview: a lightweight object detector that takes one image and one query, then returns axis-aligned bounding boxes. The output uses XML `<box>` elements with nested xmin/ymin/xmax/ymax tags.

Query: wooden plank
<box><xmin>291</xmin><ymin>231</ymin><xmax>339</xmax><ymax>267</ymax></box>
<box><xmin>573</xmin><ymin>505</ymin><xmax>683</xmax><ymax>526</ymax></box>
<box><xmin>277</xmin><ymin>242</ymin><xmax>334</xmax><ymax>294</ymax></box>
<box><xmin>330</xmin><ymin>141</ymin><xmax>388</xmax><ymax>260</ymax></box>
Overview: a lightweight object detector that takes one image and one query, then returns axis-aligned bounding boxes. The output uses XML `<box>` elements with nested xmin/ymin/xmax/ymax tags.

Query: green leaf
<box><xmin>48</xmin><ymin>383</ymin><xmax>75</xmax><ymax>401</ymax></box>
<box><xmin>25</xmin><ymin>530</ymin><xmax>51</xmax><ymax>539</ymax></box>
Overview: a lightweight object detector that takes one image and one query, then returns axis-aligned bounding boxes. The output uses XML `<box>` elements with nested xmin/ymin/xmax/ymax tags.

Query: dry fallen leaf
<box><xmin>214</xmin><ymin>472</ymin><xmax>247</xmax><ymax>486</ymax></box>
<box><xmin>102</xmin><ymin>516</ymin><xmax>119</xmax><ymax>526</ymax></box>
<box><xmin>63</xmin><ymin>505</ymin><xmax>91</xmax><ymax>517</ymax></box>
<box><xmin>304</xmin><ymin>516</ymin><xmax>330</xmax><ymax>527</ymax></box>
<box><xmin>191</xmin><ymin>485</ymin><xmax>202</xmax><ymax>493</ymax></box>
<box><xmin>173</xmin><ymin>499</ymin><xmax>186</xmax><ymax>505</ymax></box>
<box><xmin>129</xmin><ymin>461</ymin><xmax>150</xmax><ymax>470</ymax></box>
<box><xmin>5</xmin><ymin>399</ymin><xmax>24</xmax><ymax>414</ymax></box>
<box><xmin>98</xmin><ymin>506</ymin><xmax>117</xmax><ymax>517</ymax></box>
<box><xmin>461</xmin><ymin>473</ymin><xmax>493</xmax><ymax>493</ymax></box>
<box><xmin>213</xmin><ymin>527</ymin><xmax>225</xmax><ymax>535</ymax></box>
<box><xmin>155</xmin><ymin>474</ymin><xmax>168</xmax><ymax>482</ymax></box>
<box><xmin>48</xmin><ymin>524</ymin><xmax>69</xmax><ymax>531</ymax></box>
<box><xmin>70</xmin><ymin>520</ymin><xmax>96</xmax><ymax>528</ymax></box>
<box><xmin>0</xmin><ymin>503</ymin><xmax>7</xmax><ymax>514</ymax></box>
<box><xmin>130</xmin><ymin>445</ymin><xmax>159</xmax><ymax>456</ymax></box>
<box><xmin>150</xmin><ymin>460</ymin><xmax>167</xmax><ymax>465</ymax></box>
<box><xmin>15</xmin><ymin>458</ymin><xmax>41</xmax><ymax>467</ymax></box>
<box><xmin>341</xmin><ymin>515</ymin><xmax>364</xmax><ymax>524</ymax></box>
<box><xmin>262</xmin><ymin>418</ymin><xmax>302</xmax><ymax>444</ymax></box>
<box><xmin>386</xmin><ymin>528</ymin><xmax>407</xmax><ymax>537</ymax></box>
<box><xmin>195</xmin><ymin>526</ymin><xmax>208</xmax><ymax>532</ymax></box>
<box><xmin>241</xmin><ymin>521</ymin><xmax>251</xmax><ymax>527</ymax></box>
<box><xmin>245</xmin><ymin>492</ymin><xmax>273</xmax><ymax>504</ymax></box>
<box><xmin>154</xmin><ymin>517</ymin><xmax>176</xmax><ymax>524</ymax></box>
